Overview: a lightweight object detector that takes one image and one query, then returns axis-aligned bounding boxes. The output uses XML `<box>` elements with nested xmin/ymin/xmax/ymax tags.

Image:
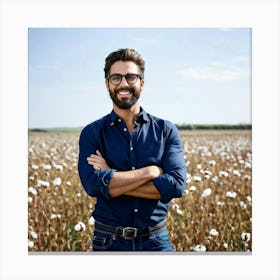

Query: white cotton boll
<box><xmin>74</xmin><ymin>222</ymin><xmax>86</xmax><ymax>232</ymax></box>
<box><xmin>176</xmin><ymin>208</ymin><xmax>183</xmax><ymax>215</ymax></box>
<box><xmin>193</xmin><ymin>176</ymin><xmax>202</xmax><ymax>182</ymax></box>
<box><xmin>196</xmin><ymin>164</ymin><xmax>202</xmax><ymax>170</ymax></box>
<box><xmin>66</xmin><ymin>181</ymin><xmax>71</xmax><ymax>187</ymax></box>
<box><xmin>28</xmin><ymin>240</ymin><xmax>34</xmax><ymax>248</ymax></box>
<box><xmin>209</xmin><ymin>160</ymin><xmax>216</xmax><ymax>166</ymax></box>
<box><xmin>223</xmin><ymin>242</ymin><xmax>228</xmax><ymax>249</ymax></box>
<box><xmin>204</xmin><ymin>174</ymin><xmax>211</xmax><ymax>180</ymax></box>
<box><xmin>171</xmin><ymin>203</ymin><xmax>180</xmax><ymax>212</ymax></box>
<box><xmin>241</xmin><ymin>232</ymin><xmax>251</xmax><ymax>241</ymax></box>
<box><xmin>209</xmin><ymin>229</ymin><xmax>218</xmax><ymax>236</ymax></box>
<box><xmin>28</xmin><ymin>187</ymin><xmax>37</xmax><ymax>195</ymax></box>
<box><xmin>31</xmin><ymin>164</ymin><xmax>39</xmax><ymax>170</ymax></box>
<box><xmin>53</xmin><ymin>178</ymin><xmax>62</xmax><ymax>186</ymax></box>
<box><xmin>37</xmin><ymin>180</ymin><xmax>50</xmax><ymax>187</ymax></box>
<box><xmin>226</xmin><ymin>191</ymin><xmax>237</xmax><ymax>198</ymax></box>
<box><xmin>233</xmin><ymin>170</ymin><xmax>241</xmax><ymax>177</ymax></box>
<box><xmin>55</xmin><ymin>164</ymin><xmax>63</xmax><ymax>171</ymax></box>
<box><xmin>189</xmin><ymin>186</ymin><xmax>197</xmax><ymax>191</ymax></box>
<box><xmin>50</xmin><ymin>213</ymin><xmax>61</xmax><ymax>220</ymax></box>
<box><xmin>201</xmin><ymin>188</ymin><xmax>211</xmax><ymax>198</ymax></box>
<box><xmin>186</xmin><ymin>173</ymin><xmax>192</xmax><ymax>184</ymax></box>
<box><xmin>74</xmin><ymin>224</ymin><xmax>82</xmax><ymax>231</ymax></box>
<box><xmin>193</xmin><ymin>245</ymin><xmax>206</xmax><ymax>252</ymax></box>
<box><xmin>31</xmin><ymin>231</ymin><xmax>38</xmax><ymax>239</ymax></box>
<box><xmin>28</xmin><ymin>197</ymin><xmax>33</xmax><ymax>203</ymax></box>
<box><xmin>219</xmin><ymin>171</ymin><xmax>229</xmax><ymax>177</ymax></box>
<box><xmin>216</xmin><ymin>201</ymin><xmax>225</xmax><ymax>206</ymax></box>
<box><xmin>204</xmin><ymin>170</ymin><xmax>212</xmax><ymax>176</ymax></box>
<box><xmin>88</xmin><ymin>216</ymin><xmax>95</xmax><ymax>226</ymax></box>
<box><xmin>43</xmin><ymin>164</ymin><xmax>51</xmax><ymax>170</ymax></box>
<box><xmin>244</xmin><ymin>162</ymin><xmax>251</xmax><ymax>169</ymax></box>
<box><xmin>240</xmin><ymin>201</ymin><xmax>247</xmax><ymax>209</ymax></box>
<box><xmin>212</xmin><ymin>176</ymin><xmax>219</xmax><ymax>183</ymax></box>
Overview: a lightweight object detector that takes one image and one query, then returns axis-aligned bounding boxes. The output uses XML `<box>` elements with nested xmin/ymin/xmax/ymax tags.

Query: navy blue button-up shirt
<box><xmin>78</xmin><ymin>108</ymin><xmax>186</xmax><ymax>227</ymax></box>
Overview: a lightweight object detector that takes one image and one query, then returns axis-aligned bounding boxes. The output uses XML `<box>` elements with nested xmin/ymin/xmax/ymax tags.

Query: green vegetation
<box><xmin>176</xmin><ymin>124</ymin><xmax>252</xmax><ymax>130</ymax></box>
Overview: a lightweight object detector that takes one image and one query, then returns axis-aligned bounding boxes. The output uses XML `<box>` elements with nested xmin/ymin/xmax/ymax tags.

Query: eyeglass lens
<box><xmin>109</xmin><ymin>74</ymin><xmax>139</xmax><ymax>85</ymax></box>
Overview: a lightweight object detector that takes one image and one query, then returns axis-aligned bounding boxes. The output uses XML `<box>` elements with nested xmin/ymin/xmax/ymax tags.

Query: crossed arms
<box><xmin>78</xmin><ymin>123</ymin><xmax>186</xmax><ymax>203</ymax></box>
<box><xmin>87</xmin><ymin>150</ymin><xmax>161</xmax><ymax>199</ymax></box>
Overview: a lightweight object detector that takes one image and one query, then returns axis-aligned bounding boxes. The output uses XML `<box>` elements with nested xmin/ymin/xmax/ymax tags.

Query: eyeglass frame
<box><xmin>106</xmin><ymin>73</ymin><xmax>143</xmax><ymax>86</ymax></box>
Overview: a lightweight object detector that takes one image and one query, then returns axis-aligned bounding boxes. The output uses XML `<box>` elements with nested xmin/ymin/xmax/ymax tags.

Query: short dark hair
<box><xmin>104</xmin><ymin>48</ymin><xmax>145</xmax><ymax>79</ymax></box>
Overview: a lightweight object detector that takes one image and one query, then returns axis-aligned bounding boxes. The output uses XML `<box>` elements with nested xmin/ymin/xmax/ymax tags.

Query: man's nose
<box><xmin>119</xmin><ymin>75</ymin><xmax>129</xmax><ymax>86</ymax></box>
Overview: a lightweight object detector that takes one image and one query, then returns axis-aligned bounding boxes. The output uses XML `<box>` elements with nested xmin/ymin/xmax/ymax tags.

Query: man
<box><xmin>78</xmin><ymin>48</ymin><xmax>186</xmax><ymax>251</ymax></box>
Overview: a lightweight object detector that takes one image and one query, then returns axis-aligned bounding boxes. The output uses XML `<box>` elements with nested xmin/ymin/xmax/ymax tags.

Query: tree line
<box><xmin>176</xmin><ymin>124</ymin><xmax>252</xmax><ymax>130</ymax></box>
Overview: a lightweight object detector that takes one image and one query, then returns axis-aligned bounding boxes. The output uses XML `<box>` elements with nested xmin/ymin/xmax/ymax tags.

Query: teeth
<box><xmin>118</xmin><ymin>91</ymin><xmax>131</xmax><ymax>96</ymax></box>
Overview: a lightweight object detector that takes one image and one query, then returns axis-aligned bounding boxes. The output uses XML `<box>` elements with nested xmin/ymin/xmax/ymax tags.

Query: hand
<box><xmin>87</xmin><ymin>150</ymin><xmax>110</xmax><ymax>170</ymax></box>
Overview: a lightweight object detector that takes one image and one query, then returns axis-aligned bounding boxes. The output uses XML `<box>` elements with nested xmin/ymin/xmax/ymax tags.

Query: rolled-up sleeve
<box><xmin>153</xmin><ymin>123</ymin><xmax>187</xmax><ymax>203</ymax></box>
<box><xmin>78</xmin><ymin>125</ymin><xmax>115</xmax><ymax>200</ymax></box>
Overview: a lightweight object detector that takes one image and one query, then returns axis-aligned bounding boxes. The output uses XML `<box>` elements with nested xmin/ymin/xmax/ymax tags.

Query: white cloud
<box><xmin>179</xmin><ymin>62</ymin><xmax>248</xmax><ymax>81</ymax></box>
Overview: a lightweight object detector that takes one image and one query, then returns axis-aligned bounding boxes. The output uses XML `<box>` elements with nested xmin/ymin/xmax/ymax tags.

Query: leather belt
<box><xmin>94</xmin><ymin>219</ymin><xmax>167</xmax><ymax>240</ymax></box>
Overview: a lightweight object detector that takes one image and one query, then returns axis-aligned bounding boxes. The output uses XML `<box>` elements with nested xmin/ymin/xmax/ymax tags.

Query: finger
<box><xmin>90</xmin><ymin>154</ymin><xmax>98</xmax><ymax>158</ymax></box>
<box><xmin>93</xmin><ymin>165</ymin><xmax>100</xmax><ymax>170</ymax></box>
<box><xmin>87</xmin><ymin>157</ymin><xmax>100</xmax><ymax>165</ymax></box>
<box><xmin>96</xmin><ymin>150</ymin><xmax>103</xmax><ymax>157</ymax></box>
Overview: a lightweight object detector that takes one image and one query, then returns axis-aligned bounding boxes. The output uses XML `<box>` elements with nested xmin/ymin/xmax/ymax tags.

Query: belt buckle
<box><xmin>122</xmin><ymin>227</ymin><xmax>137</xmax><ymax>240</ymax></box>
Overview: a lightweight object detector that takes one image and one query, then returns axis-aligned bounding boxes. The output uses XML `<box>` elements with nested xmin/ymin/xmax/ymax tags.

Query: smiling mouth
<box><xmin>117</xmin><ymin>90</ymin><xmax>132</xmax><ymax>96</ymax></box>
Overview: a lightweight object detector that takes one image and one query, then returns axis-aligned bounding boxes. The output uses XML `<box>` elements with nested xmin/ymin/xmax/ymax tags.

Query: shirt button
<box><xmin>118</xmin><ymin>119</ymin><xmax>121</xmax><ymax>122</ymax></box>
<box><xmin>130</xmin><ymin>147</ymin><xmax>133</xmax><ymax>151</ymax></box>
<box><xmin>123</xmin><ymin>128</ymin><xmax>127</xmax><ymax>132</ymax></box>
<box><xmin>134</xmin><ymin>209</ymin><xmax>138</xmax><ymax>213</ymax></box>
<box><xmin>132</xmin><ymin>167</ymin><xmax>135</xmax><ymax>170</ymax></box>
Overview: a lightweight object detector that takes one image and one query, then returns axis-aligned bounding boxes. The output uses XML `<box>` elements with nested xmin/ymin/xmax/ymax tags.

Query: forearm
<box><xmin>124</xmin><ymin>181</ymin><xmax>161</xmax><ymax>200</ymax></box>
<box><xmin>86</xmin><ymin>151</ymin><xmax>162</xmax><ymax>198</ymax></box>
<box><xmin>108</xmin><ymin>166</ymin><xmax>161</xmax><ymax>198</ymax></box>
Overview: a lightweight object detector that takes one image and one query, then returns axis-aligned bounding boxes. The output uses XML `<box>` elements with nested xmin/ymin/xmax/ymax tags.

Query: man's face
<box><xmin>106</xmin><ymin>61</ymin><xmax>144</xmax><ymax>109</ymax></box>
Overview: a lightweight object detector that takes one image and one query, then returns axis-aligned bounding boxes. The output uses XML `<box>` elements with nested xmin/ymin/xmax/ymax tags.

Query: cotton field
<box><xmin>28</xmin><ymin>130</ymin><xmax>252</xmax><ymax>252</ymax></box>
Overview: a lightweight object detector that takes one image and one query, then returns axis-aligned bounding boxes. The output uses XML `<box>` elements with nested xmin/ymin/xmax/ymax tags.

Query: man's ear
<box><xmin>140</xmin><ymin>79</ymin><xmax>145</xmax><ymax>90</ymax></box>
<box><xmin>105</xmin><ymin>80</ymin><xmax>109</xmax><ymax>91</ymax></box>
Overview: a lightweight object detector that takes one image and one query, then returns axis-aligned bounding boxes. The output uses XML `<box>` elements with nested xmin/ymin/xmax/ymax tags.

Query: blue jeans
<box><xmin>91</xmin><ymin>228</ymin><xmax>174</xmax><ymax>251</ymax></box>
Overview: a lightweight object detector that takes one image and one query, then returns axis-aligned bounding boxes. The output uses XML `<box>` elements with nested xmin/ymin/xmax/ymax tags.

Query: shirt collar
<box><xmin>136</xmin><ymin>108</ymin><xmax>149</xmax><ymax>123</ymax></box>
<box><xmin>109</xmin><ymin>107</ymin><xmax>149</xmax><ymax>126</ymax></box>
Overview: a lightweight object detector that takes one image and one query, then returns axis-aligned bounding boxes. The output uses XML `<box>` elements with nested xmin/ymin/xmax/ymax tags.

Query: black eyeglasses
<box><xmin>106</xmin><ymin>73</ymin><xmax>142</xmax><ymax>86</ymax></box>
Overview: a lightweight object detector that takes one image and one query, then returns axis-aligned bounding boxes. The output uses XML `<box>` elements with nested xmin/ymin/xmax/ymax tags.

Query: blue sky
<box><xmin>28</xmin><ymin>28</ymin><xmax>251</xmax><ymax>128</ymax></box>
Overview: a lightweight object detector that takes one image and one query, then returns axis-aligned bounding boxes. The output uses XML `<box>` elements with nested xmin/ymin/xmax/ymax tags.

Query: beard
<box><xmin>108</xmin><ymin>86</ymin><xmax>141</xmax><ymax>109</ymax></box>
